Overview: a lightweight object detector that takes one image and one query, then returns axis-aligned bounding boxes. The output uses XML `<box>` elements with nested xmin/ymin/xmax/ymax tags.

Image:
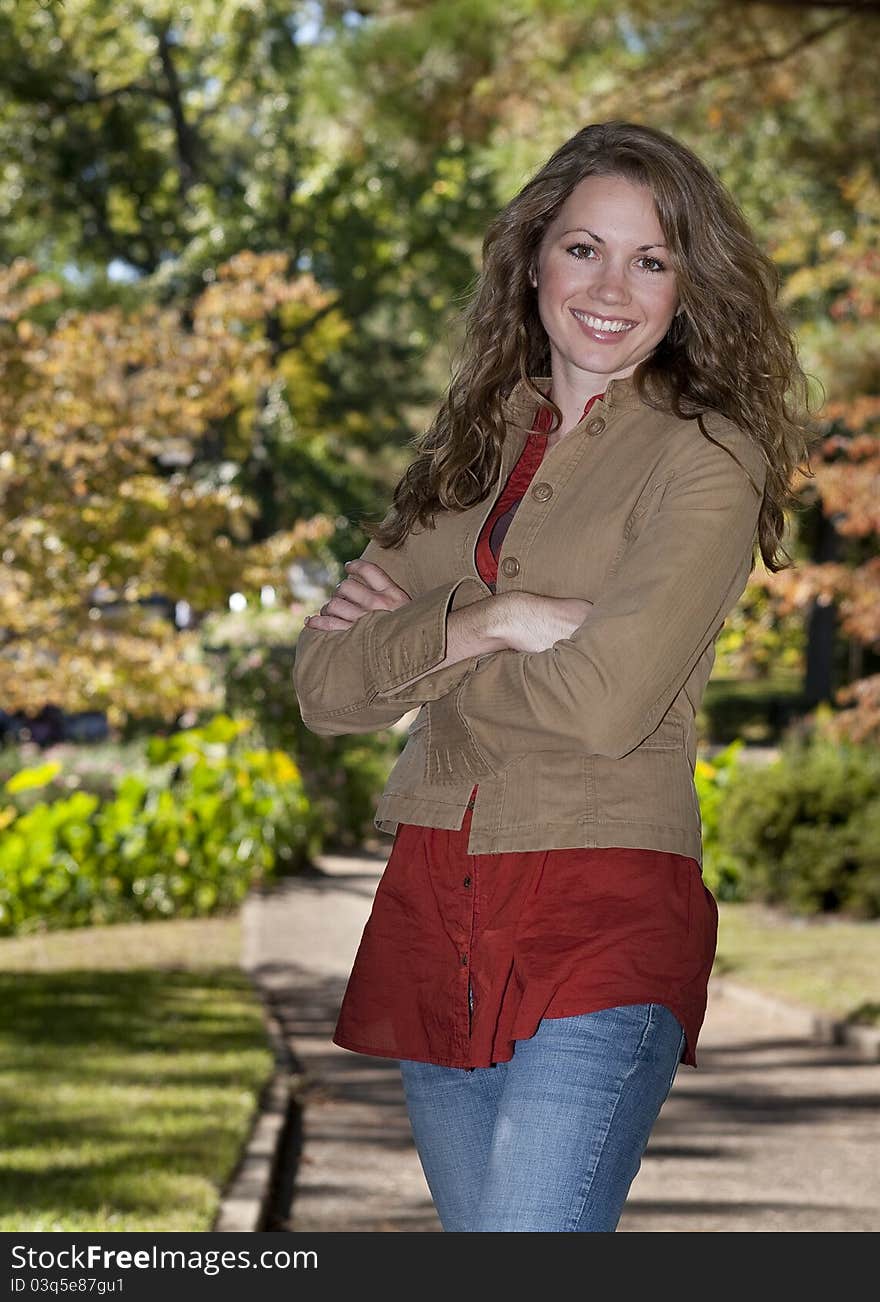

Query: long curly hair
<box><xmin>363</xmin><ymin>120</ymin><xmax>819</xmax><ymax>573</ymax></box>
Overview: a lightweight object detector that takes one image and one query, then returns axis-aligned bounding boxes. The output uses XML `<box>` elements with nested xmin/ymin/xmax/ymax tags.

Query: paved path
<box><xmin>243</xmin><ymin>848</ymin><xmax>880</xmax><ymax>1233</ymax></box>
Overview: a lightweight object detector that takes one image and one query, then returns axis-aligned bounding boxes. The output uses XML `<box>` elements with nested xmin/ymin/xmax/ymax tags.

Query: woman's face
<box><xmin>532</xmin><ymin>173</ymin><xmax>680</xmax><ymax>395</ymax></box>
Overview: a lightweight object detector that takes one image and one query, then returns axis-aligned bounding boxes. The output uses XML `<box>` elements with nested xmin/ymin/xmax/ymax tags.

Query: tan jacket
<box><xmin>293</xmin><ymin>373</ymin><xmax>767</xmax><ymax>866</ymax></box>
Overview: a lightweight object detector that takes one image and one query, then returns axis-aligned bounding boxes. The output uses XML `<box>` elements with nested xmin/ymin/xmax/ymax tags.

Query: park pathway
<box><xmin>243</xmin><ymin>847</ymin><xmax>879</xmax><ymax>1233</ymax></box>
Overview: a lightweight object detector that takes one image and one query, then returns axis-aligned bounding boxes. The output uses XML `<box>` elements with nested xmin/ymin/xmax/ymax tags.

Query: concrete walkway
<box><xmin>243</xmin><ymin>847</ymin><xmax>880</xmax><ymax>1233</ymax></box>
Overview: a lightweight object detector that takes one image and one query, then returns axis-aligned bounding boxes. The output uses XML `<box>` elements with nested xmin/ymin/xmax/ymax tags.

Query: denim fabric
<box><xmin>399</xmin><ymin>1003</ymin><xmax>686</xmax><ymax>1232</ymax></box>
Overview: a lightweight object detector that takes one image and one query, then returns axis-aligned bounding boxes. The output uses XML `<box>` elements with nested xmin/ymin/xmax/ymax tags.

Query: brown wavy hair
<box><xmin>363</xmin><ymin>120</ymin><xmax>819</xmax><ymax>573</ymax></box>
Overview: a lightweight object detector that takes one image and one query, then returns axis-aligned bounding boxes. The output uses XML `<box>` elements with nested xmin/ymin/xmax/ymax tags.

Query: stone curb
<box><xmin>211</xmin><ymin>984</ymin><xmax>300</xmax><ymax>1232</ymax></box>
<box><xmin>709</xmin><ymin>976</ymin><xmax>880</xmax><ymax>1061</ymax></box>
<box><xmin>211</xmin><ymin>891</ymin><xmax>303</xmax><ymax>1234</ymax></box>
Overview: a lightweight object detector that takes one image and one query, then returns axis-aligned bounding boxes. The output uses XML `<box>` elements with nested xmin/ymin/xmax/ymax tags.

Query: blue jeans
<box><xmin>399</xmin><ymin>1003</ymin><xmax>686</xmax><ymax>1232</ymax></box>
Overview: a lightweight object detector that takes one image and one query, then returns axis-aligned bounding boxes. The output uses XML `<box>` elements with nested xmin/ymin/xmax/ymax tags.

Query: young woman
<box><xmin>293</xmin><ymin>120</ymin><xmax>813</xmax><ymax>1232</ymax></box>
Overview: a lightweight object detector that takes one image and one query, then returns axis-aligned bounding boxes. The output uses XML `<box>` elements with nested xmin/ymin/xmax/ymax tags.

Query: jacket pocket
<box><xmin>637</xmin><ymin>712</ymin><xmax>686</xmax><ymax>750</ymax></box>
<box><xmin>604</xmin><ymin>471</ymin><xmax>676</xmax><ymax>585</ymax></box>
<box><xmin>499</xmin><ymin>751</ymin><xmax>596</xmax><ymax>833</ymax></box>
<box><xmin>594</xmin><ymin>715</ymin><xmax>696</xmax><ymax>830</ymax></box>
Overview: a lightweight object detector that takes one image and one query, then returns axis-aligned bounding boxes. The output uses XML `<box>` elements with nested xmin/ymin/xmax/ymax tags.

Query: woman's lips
<box><xmin>570</xmin><ymin>308</ymin><xmax>638</xmax><ymax>344</ymax></box>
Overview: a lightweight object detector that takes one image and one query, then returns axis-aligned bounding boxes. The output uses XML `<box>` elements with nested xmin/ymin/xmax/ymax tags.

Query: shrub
<box><xmin>694</xmin><ymin>738</ymin><xmax>748</xmax><ymax>901</ymax></box>
<box><xmin>223</xmin><ymin>643</ymin><xmax>404</xmax><ymax>849</ymax></box>
<box><xmin>0</xmin><ymin>715</ymin><xmax>320</xmax><ymax>936</ymax></box>
<box><xmin>715</xmin><ymin>735</ymin><xmax>880</xmax><ymax>917</ymax></box>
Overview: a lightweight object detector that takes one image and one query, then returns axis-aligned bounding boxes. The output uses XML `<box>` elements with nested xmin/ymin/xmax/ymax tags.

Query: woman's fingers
<box><xmin>303</xmin><ymin>561</ymin><xmax>412</xmax><ymax>631</ymax></box>
<box><xmin>320</xmin><ymin>592</ymin><xmax>371</xmax><ymax>620</ymax></box>
<box><xmin>302</xmin><ymin>612</ymin><xmax>353</xmax><ymax>631</ymax></box>
<box><xmin>303</xmin><ymin>588</ymin><xmax>370</xmax><ymax>629</ymax></box>
<box><xmin>343</xmin><ymin>559</ymin><xmax>411</xmax><ymax>606</ymax></box>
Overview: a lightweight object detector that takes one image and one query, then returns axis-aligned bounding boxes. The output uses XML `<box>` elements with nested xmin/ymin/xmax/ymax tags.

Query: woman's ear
<box><xmin>528</xmin><ymin>266</ymin><xmax>538</xmax><ymax>289</ymax></box>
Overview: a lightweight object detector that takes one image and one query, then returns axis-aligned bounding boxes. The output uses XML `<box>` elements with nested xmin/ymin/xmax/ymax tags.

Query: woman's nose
<box><xmin>589</xmin><ymin>261</ymin><xmax>629</xmax><ymax>304</ymax></box>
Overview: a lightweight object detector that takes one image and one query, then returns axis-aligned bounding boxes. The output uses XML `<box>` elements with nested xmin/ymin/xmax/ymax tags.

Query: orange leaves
<box><xmin>811</xmin><ymin>444</ymin><xmax>880</xmax><ymax>537</ymax></box>
<box><xmin>196</xmin><ymin>251</ymin><xmax>339</xmax><ymax>329</ymax></box>
<box><xmin>0</xmin><ymin>259</ymin><xmax>61</xmax><ymax>323</ymax></box>
<box><xmin>760</xmin><ymin>558</ymin><xmax>880</xmax><ymax>648</ymax></box>
<box><xmin>827</xmin><ymin>673</ymin><xmax>880</xmax><ymax>748</ymax></box>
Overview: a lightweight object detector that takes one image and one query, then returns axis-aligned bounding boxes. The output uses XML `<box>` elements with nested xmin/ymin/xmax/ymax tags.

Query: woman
<box><xmin>293</xmin><ymin>120</ymin><xmax>813</xmax><ymax>1232</ymax></box>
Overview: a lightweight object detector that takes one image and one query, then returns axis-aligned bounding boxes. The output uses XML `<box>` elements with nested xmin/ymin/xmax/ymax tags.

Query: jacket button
<box><xmin>500</xmin><ymin>556</ymin><xmax>520</xmax><ymax>577</ymax></box>
<box><xmin>531</xmin><ymin>481</ymin><xmax>553</xmax><ymax>502</ymax></box>
<box><xmin>586</xmin><ymin>416</ymin><xmax>606</xmax><ymax>436</ymax></box>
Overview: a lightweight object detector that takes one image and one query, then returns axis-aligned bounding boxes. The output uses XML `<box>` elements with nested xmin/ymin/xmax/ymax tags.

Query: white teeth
<box><xmin>572</xmin><ymin>310</ymin><xmax>634</xmax><ymax>333</ymax></box>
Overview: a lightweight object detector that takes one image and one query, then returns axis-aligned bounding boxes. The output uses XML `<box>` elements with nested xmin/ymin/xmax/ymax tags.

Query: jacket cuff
<box><xmin>368</xmin><ymin>575</ymin><xmax>488</xmax><ymax>705</ymax></box>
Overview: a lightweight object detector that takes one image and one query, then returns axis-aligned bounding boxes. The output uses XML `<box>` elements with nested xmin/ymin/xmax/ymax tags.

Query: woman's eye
<box><xmin>564</xmin><ymin>243</ymin><xmax>667</xmax><ymax>274</ymax></box>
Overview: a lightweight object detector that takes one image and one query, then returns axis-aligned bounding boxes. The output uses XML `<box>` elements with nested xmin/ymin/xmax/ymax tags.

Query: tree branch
<box><xmin>735</xmin><ymin>1</ymin><xmax>879</xmax><ymax>11</ymax></box>
<box><xmin>637</xmin><ymin>9</ymin><xmax>856</xmax><ymax>108</ymax></box>
<box><xmin>156</xmin><ymin>25</ymin><xmax>200</xmax><ymax>196</ymax></box>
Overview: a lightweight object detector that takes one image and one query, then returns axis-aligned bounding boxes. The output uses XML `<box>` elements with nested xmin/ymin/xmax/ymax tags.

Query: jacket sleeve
<box><xmin>293</xmin><ymin>532</ymin><xmax>488</xmax><ymax>737</ymax></box>
<box><xmin>418</xmin><ymin>433</ymin><xmax>767</xmax><ymax>774</ymax></box>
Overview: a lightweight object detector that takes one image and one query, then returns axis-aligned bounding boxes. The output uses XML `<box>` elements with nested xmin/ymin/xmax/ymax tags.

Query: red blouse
<box><xmin>333</xmin><ymin>391</ymin><xmax>718</xmax><ymax>1070</ymax></box>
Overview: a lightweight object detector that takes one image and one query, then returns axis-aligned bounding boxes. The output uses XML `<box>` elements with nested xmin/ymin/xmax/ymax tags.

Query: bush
<box><xmin>694</xmin><ymin>738</ymin><xmax>749</xmax><ymax>901</ymax></box>
<box><xmin>0</xmin><ymin>715</ymin><xmax>320</xmax><ymax>936</ymax></box>
<box><xmin>223</xmin><ymin>643</ymin><xmax>404</xmax><ymax>849</ymax></box>
<box><xmin>715</xmin><ymin>735</ymin><xmax>880</xmax><ymax>917</ymax></box>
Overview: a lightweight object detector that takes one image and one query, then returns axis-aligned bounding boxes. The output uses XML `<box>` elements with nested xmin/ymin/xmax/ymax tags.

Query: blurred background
<box><xmin>0</xmin><ymin>0</ymin><xmax>877</xmax><ymax>1233</ymax></box>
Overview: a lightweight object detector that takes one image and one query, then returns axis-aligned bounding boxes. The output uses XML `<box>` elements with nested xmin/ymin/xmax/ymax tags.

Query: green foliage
<box><xmin>0</xmin><ymin>715</ymin><xmax>320</xmax><ymax>936</ymax></box>
<box><xmin>694</xmin><ymin>738</ymin><xmax>748</xmax><ymax>901</ymax></box>
<box><xmin>700</xmin><ymin>674</ymin><xmax>809</xmax><ymax>747</ymax></box>
<box><xmin>714</xmin><ymin>583</ymin><xmax>806</xmax><ymax>681</ymax></box>
<box><xmin>222</xmin><ymin>642</ymin><xmax>404</xmax><ymax>849</ymax></box>
<box><xmin>715</xmin><ymin>736</ymin><xmax>880</xmax><ymax>918</ymax></box>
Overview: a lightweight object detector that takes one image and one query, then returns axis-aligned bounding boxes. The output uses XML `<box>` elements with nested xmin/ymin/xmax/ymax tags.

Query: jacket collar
<box><xmin>502</xmin><ymin>371</ymin><xmax>646</xmax><ymax>429</ymax></box>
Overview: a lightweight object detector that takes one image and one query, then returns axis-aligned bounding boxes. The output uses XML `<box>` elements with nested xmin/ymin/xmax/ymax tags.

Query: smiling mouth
<box><xmin>570</xmin><ymin>309</ymin><xmax>637</xmax><ymax>334</ymax></box>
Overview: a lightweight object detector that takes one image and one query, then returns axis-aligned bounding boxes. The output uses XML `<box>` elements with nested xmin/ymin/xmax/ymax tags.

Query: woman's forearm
<box><xmin>382</xmin><ymin>590</ymin><xmax>595</xmax><ymax>695</ymax></box>
<box><xmin>385</xmin><ymin>597</ymin><xmax>509</xmax><ymax>693</ymax></box>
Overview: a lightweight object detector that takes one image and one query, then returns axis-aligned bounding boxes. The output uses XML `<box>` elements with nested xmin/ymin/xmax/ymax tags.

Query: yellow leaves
<box><xmin>5</xmin><ymin>762</ymin><xmax>62</xmax><ymax>795</ymax></box>
<box><xmin>0</xmin><ymin>250</ymin><xmax>352</xmax><ymax>725</ymax></box>
<box><xmin>0</xmin><ymin>259</ymin><xmax>60</xmax><ymax>323</ymax></box>
<box><xmin>839</xmin><ymin>163</ymin><xmax>880</xmax><ymax>216</ymax></box>
<box><xmin>781</xmin><ymin>261</ymin><xmax>845</xmax><ymax>307</ymax></box>
<box><xmin>241</xmin><ymin>517</ymin><xmax>336</xmax><ymax>592</ymax></box>
<box><xmin>118</xmin><ymin>475</ymin><xmax>172</xmax><ymax>510</ymax></box>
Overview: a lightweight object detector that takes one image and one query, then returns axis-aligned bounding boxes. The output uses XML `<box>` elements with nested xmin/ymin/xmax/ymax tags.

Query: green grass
<box><xmin>0</xmin><ymin>914</ymin><xmax>274</xmax><ymax>1232</ymax></box>
<box><xmin>715</xmin><ymin>902</ymin><xmax>880</xmax><ymax>1024</ymax></box>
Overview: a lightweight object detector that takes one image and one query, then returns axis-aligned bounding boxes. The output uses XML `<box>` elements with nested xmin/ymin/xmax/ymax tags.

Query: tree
<box><xmin>3</xmin><ymin>0</ymin><xmax>878</xmax><ymax>738</ymax></box>
<box><xmin>0</xmin><ymin>254</ymin><xmax>338</xmax><ymax>725</ymax></box>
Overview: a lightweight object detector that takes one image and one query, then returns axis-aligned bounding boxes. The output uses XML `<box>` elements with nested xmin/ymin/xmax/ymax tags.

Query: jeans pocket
<box><xmin>649</xmin><ymin>1004</ymin><xmax>687</xmax><ymax>1096</ymax></box>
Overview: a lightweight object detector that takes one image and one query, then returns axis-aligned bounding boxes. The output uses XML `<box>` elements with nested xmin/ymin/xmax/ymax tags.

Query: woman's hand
<box><xmin>492</xmin><ymin>591</ymin><xmax>595</xmax><ymax>654</ymax></box>
<box><xmin>303</xmin><ymin>559</ymin><xmax>412</xmax><ymax>632</ymax></box>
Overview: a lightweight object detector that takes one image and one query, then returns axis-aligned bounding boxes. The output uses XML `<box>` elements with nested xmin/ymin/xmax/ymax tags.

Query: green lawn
<box><xmin>715</xmin><ymin>902</ymin><xmax>880</xmax><ymax>1024</ymax></box>
<box><xmin>2</xmin><ymin>895</ymin><xmax>875</xmax><ymax>1233</ymax></box>
<box><xmin>0</xmin><ymin>914</ymin><xmax>274</xmax><ymax>1232</ymax></box>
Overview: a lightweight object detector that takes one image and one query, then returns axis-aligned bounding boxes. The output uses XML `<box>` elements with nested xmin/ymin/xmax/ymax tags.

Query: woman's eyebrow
<box><xmin>560</xmin><ymin>227</ymin><xmax>667</xmax><ymax>251</ymax></box>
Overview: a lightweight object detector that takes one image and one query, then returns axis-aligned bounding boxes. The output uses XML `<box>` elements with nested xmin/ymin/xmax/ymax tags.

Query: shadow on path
<box><xmin>245</xmin><ymin>859</ymin><xmax>880</xmax><ymax>1233</ymax></box>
